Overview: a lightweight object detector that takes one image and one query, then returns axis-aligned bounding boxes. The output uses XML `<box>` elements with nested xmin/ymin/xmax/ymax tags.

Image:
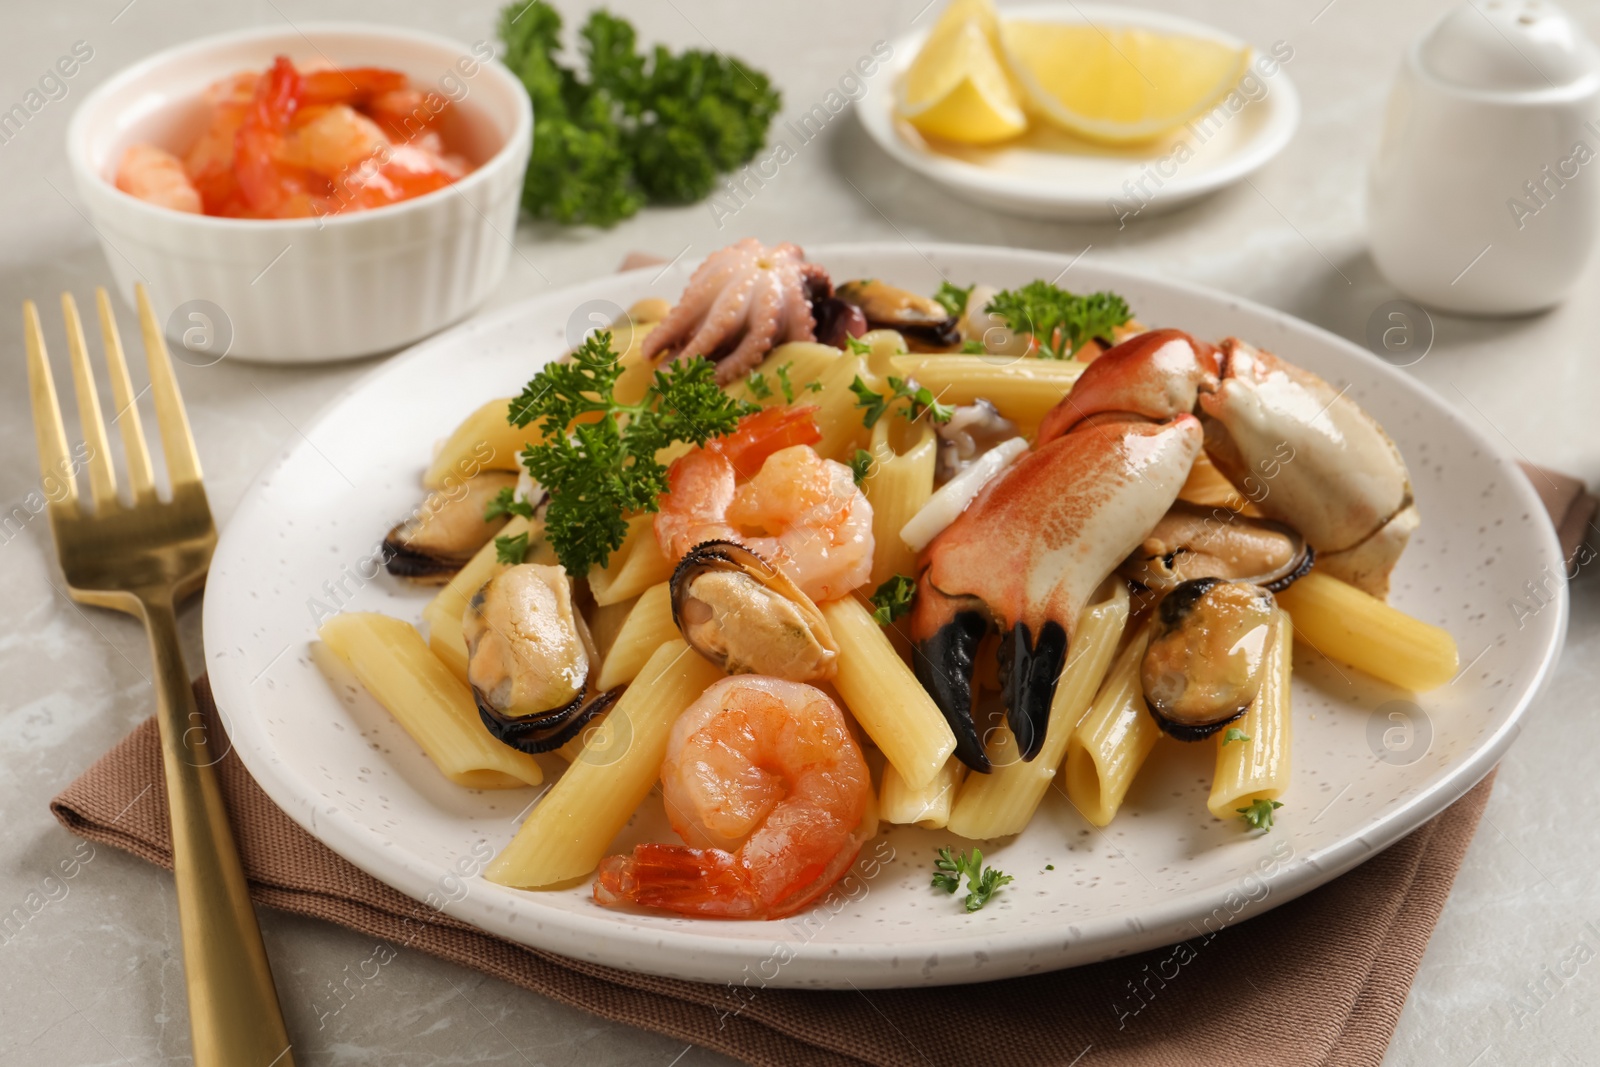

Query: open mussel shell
<box><xmin>1118</xmin><ymin>501</ymin><xmax>1313</xmax><ymax>595</ymax></box>
<box><xmin>669</xmin><ymin>540</ymin><xmax>840</xmax><ymax>681</ymax></box>
<box><xmin>384</xmin><ymin>472</ymin><xmax>517</xmax><ymax>583</ymax></box>
<box><xmin>836</xmin><ymin>279</ymin><xmax>959</xmax><ymax>351</ymax></box>
<box><xmin>476</xmin><ymin>687</ymin><xmax>623</xmax><ymax>754</ymax></box>
<box><xmin>1141</xmin><ymin>577</ymin><xmax>1278</xmax><ymax>742</ymax></box>
<box><xmin>464</xmin><ymin>563</ymin><xmax>612</xmax><ymax>753</ymax></box>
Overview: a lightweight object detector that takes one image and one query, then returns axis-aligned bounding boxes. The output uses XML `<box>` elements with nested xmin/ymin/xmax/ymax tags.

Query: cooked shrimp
<box><xmin>278</xmin><ymin>103</ymin><xmax>390</xmax><ymax>177</ymax></box>
<box><xmin>594</xmin><ymin>676</ymin><xmax>873</xmax><ymax>919</ymax></box>
<box><xmin>655</xmin><ymin>406</ymin><xmax>874</xmax><ymax>602</ymax></box>
<box><xmin>234</xmin><ymin>55</ymin><xmax>321</xmax><ymax>218</ymax></box>
<box><xmin>114</xmin><ymin>144</ymin><xmax>202</xmax><ymax>214</ymax></box>
<box><xmin>182</xmin><ymin>72</ymin><xmax>256</xmax><ymax>214</ymax></box>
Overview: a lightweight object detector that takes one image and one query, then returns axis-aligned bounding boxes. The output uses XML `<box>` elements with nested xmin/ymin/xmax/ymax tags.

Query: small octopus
<box><xmin>641</xmin><ymin>238</ymin><xmax>832</xmax><ymax>384</ymax></box>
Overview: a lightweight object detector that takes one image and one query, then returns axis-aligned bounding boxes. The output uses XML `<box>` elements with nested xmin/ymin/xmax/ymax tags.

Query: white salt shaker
<box><xmin>1368</xmin><ymin>0</ymin><xmax>1600</xmax><ymax>315</ymax></box>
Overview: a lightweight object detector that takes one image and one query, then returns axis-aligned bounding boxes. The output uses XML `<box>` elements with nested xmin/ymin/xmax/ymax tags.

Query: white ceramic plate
<box><xmin>207</xmin><ymin>243</ymin><xmax>1564</xmax><ymax>989</ymax></box>
<box><xmin>858</xmin><ymin>4</ymin><xmax>1300</xmax><ymax>220</ymax></box>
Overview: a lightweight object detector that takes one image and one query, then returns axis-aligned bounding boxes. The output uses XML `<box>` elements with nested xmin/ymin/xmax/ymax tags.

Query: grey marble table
<box><xmin>2</xmin><ymin>0</ymin><xmax>1596</xmax><ymax>1064</ymax></box>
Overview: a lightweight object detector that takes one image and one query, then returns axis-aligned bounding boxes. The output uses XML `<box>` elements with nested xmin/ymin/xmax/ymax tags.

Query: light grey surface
<box><xmin>0</xmin><ymin>1</ymin><xmax>1594</xmax><ymax>1064</ymax></box>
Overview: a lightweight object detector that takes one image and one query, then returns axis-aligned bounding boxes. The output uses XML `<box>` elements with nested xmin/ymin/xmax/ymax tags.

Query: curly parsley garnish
<box><xmin>774</xmin><ymin>362</ymin><xmax>819</xmax><ymax>404</ymax></box>
<box><xmin>484</xmin><ymin>486</ymin><xmax>537</xmax><ymax>522</ymax></box>
<box><xmin>869</xmin><ymin>574</ymin><xmax>916</xmax><ymax>624</ymax></box>
<box><xmin>1222</xmin><ymin>728</ymin><xmax>1251</xmax><ymax>746</ymax></box>
<box><xmin>509</xmin><ymin>331</ymin><xmax>754</xmax><ymax>577</ymax></box>
<box><xmin>849</xmin><ymin>448</ymin><xmax>874</xmax><ymax>487</ymax></box>
<box><xmin>494</xmin><ymin>531</ymin><xmax>531</xmax><ymax>565</ymax></box>
<box><xmin>933</xmin><ymin>280</ymin><xmax>974</xmax><ymax>318</ymax></box>
<box><xmin>932</xmin><ymin>846</ymin><xmax>1013</xmax><ymax>912</ymax></box>
<box><xmin>985</xmin><ymin>281</ymin><xmax>1131</xmax><ymax>359</ymax></box>
<box><xmin>744</xmin><ymin>369</ymin><xmax>773</xmax><ymax>400</ymax></box>
<box><xmin>1237</xmin><ymin>798</ymin><xmax>1284</xmax><ymax>831</ymax></box>
<box><xmin>850</xmin><ymin>375</ymin><xmax>953</xmax><ymax>429</ymax></box>
<box><xmin>960</xmin><ymin>339</ymin><xmax>987</xmax><ymax>354</ymax></box>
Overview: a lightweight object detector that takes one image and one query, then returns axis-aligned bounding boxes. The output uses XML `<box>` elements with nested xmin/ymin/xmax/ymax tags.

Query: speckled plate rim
<box><xmin>206</xmin><ymin>242</ymin><xmax>1566</xmax><ymax>988</ymax></box>
<box><xmin>857</xmin><ymin>4</ymin><xmax>1301</xmax><ymax>220</ymax></box>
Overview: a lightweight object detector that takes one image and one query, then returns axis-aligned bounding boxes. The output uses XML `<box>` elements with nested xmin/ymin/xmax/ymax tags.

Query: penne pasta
<box><xmin>880</xmin><ymin>756</ymin><xmax>965</xmax><ymax>829</ymax></box>
<box><xmin>608</xmin><ymin>321</ymin><xmax>661</xmax><ymax>407</ymax></box>
<box><xmin>587</xmin><ymin>591</ymin><xmax>640</xmax><ymax>664</ymax></box>
<box><xmin>423</xmin><ymin>398</ymin><xmax>542</xmax><ymax>490</ymax></box>
<box><xmin>890</xmin><ymin>354</ymin><xmax>1087</xmax><ymax>430</ymax></box>
<box><xmin>1063</xmin><ymin>618</ymin><xmax>1161</xmax><ymax>827</ymax></box>
<box><xmin>589</xmin><ymin>513</ymin><xmax>675</xmax><ymax>606</ymax></box>
<box><xmin>820</xmin><ymin>595</ymin><xmax>958</xmax><ymax>790</ymax></box>
<box><xmin>1208</xmin><ymin>609</ymin><xmax>1293</xmax><ymax>820</ymax></box>
<box><xmin>862</xmin><ymin>417</ymin><xmax>937</xmax><ymax>588</ymax></box>
<box><xmin>808</xmin><ymin>353</ymin><xmax>871</xmax><ymax>462</ymax></box>
<box><xmin>727</xmin><ymin>341</ymin><xmax>842</xmax><ymax>406</ymax></box>
<box><xmin>596</xmin><ymin>582</ymin><xmax>679</xmax><ymax>690</ymax></box>
<box><xmin>319</xmin><ymin>612</ymin><xmax>543</xmax><ymax>789</ymax></box>
<box><xmin>485</xmin><ymin>640</ymin><xmax>722</xmax><ymax>888</ymax></box>
<box><xmin>1275</xmin><ymin>570</ymin><xmax>1458</xmax><ymax>691</ymax></box>
<box><xmin>947</xmin><ymin>581</ymin><xmax>1130</xmax><ymax>839</ymax></box>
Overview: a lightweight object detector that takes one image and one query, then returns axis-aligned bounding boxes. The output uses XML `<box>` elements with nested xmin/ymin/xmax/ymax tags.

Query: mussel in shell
<box><xmin>1118</xmin><ymin>502</ymin><xmax>1313</xmax><ymax>594</ymax></box>
<box><xmin>463</xmin><ymin>563</ymin><xmax>619</xmax><ymax>753</ymax></box>
<box><xmin>835</xmin><ymin>279</ymin><xmax>960</xmax><ymax>352</ymax></box>
<box><xmin>1141</xmin><ymin>578</ymin><xmax>1278</xmax><ymax>741</ymax></box>
<box><xmin>669</xmin><ymin>540</ymin><xmax>839</xmax><ymax>680</ymax></box>
<box><xmin>385</xmin><ymin>472</ymin><xmax>517</xmax><ymax>583</ymax></box>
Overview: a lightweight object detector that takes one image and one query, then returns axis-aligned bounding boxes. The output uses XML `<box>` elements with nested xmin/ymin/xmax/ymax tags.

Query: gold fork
<box><xmin>24</xmin><ymin>286</ymin><xmax>295</xmax><ymax>1067</ymax></box>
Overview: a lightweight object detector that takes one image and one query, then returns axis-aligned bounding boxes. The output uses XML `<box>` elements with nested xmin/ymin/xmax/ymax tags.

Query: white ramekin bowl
<box><xmin>67</xmin><ymin>23</ymin><xmax>532</xmax><ymax>363</ymax></box>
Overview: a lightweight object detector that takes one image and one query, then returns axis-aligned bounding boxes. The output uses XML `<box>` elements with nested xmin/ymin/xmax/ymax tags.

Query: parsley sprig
<box><xmin>495</xmin><ymin>531</ymin><xmax>531</xmax><ymax>565</ymax></box>
<box><xmin>849</xmin><ymin>448</ymin><xmax>874</xmax><ymax>487</ymax></box>
<box><xmin>1237</xmin><ymin>798</ymin><xmax>1284</xmax><ymax>831</ymax></box>
<box><xmin>509</xmin><ymin>332</ymin><xmax>754</xmax><ymax>576</ymax></box>
<box><xmin>746</xmin><ymin>361</ymin><xmax>819</xmax><ymax>404</ymax></box>
<box><xmin>869</xmin><ymin>574</ymin><xmax>916</xmax><ymax>625</ymax></box>
<box><xmin>985</xmin><ymin>281</ymin><xmax>1131</xmax><ymax>359</ymax></box>
<box><xmin>932</xmin><ymin>846</ymin><xmax>1013</xmax><ymax>912</ymax></box>
<box><xmin>484</xmin><ymin>486</ymin><xmax>537</xmax><ymax>522</ymax></box>
<box><xmin>850</xmin><ymin>375</ymin><xmax>954</xmax><ymax>429</ymax></box>
<box><xmin>933</xmin><ymin>280</ymin><xmax>974</xmax><ymax>318</ymax></box>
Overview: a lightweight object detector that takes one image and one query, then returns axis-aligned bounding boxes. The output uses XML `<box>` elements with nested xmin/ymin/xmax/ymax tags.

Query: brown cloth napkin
<box><xmin>44</xmin><ymin>452</ymin><xmax>1582</xmax><ymax>1067</ymax></box>
<box><xmin>50</xmin><ymin>685</ymin><xmax>1486</xmax><ymax>1067</ymax></box>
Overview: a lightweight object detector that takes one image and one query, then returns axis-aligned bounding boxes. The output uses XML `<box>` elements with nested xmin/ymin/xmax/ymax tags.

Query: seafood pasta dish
<box><xmin>315</xmin><ymin>239</ymin><xmax>1460</xmax><ymax>921</ymax></box>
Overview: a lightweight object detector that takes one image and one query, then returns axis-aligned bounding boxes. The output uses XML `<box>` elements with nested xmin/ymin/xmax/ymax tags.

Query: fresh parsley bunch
<box><xmin>985</xmin><ymin>281</ymin><xmax>1132</xmax><ymax>359</ymax></box>
<box><xmin>497</xmin><ymin>3</ymin><xmax>780</xmax><ymax>226</ymax></box>
<box><xmin>509</xmin><ymin>332</ymin><xmax>754</xmax><ymax>577</ymax></box>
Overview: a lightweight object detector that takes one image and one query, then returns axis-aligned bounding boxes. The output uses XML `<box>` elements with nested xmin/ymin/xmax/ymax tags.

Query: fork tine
<box><xmin>22</xmin><ymin>300</ymin><xmax>78</xmax><ymax>516</ymax></box>
<box><xmin>62</xmin><ymin>293</ymin><xmax>120</xmax><ymax>511</ymax></box>
<box><xmin>96</xmin><ymin>288</ymin><xmax>158</xmax><ymax>505</ymax></box>
<box><xmin>135</xmin><ymin>283</ymin><xmax>203</xmax><ymax>488</ymax></box>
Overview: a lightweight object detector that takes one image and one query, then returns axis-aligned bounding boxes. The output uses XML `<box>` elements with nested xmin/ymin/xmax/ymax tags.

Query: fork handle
<box><xmin>142</xmin><ymin>596</ymin><xmax>296</xmax><ymax>1067</ymax></box>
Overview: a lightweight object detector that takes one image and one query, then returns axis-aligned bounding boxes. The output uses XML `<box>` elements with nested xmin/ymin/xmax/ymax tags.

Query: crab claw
<box><xmin>911</xmin><ymin>414</ymin><xmax>1203</xmax><ymax>772</ymax></box>
<box><xmin>1200</xmin><ymin>338</ymin><xmax>1415</xmax><ymax>597</ymax></box>
<box><xmin>909</xmin><ymin>573</ymin><xmax>992</xmax><ymax>771</ymax></box>
<box><xmin>997</xmin><ymin>621</ymin><xmax>1068</xmax><ymax>761</ymax></box>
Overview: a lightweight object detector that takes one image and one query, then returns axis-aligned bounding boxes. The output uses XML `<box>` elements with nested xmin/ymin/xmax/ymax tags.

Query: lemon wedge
<box><xmin>1001</xmin><ymin>22</ymin><xmax>1249</xmax><ymax>144</ymax></box>
<box><xmin>899</xmin><ymin>0</ymin><xmax>1027</xmax><ymax>145</ymax></box>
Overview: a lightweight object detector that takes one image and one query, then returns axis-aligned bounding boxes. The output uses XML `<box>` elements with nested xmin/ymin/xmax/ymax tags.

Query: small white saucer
<box><xmin>858</xmin><ymin>3</ymin><xmax>1300</xmax><ymax>221</ymax></box>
